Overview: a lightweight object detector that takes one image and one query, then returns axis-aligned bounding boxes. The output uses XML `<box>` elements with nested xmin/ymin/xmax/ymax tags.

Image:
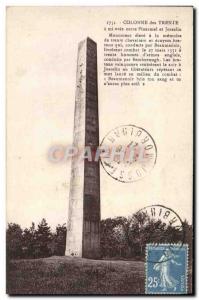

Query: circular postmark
<box><xmin>135</xmin><ymin>205</ymin><xmax>185</xmax><ymax>263</ymax></box>
<box><xmin>100</xmin><ymin>124</ymin><xmax>157</xmax><ymax>183</ymax></box>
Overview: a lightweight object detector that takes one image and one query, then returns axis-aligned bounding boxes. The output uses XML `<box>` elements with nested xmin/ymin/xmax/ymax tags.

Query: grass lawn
<box><xmin>7</xmin><ymin>256</ymin><xmax>145</xmax><ymax>295</ymax></box>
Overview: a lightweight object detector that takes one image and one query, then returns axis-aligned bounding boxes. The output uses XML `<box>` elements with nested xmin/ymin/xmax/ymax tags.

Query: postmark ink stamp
<box><xmin>145</xmin><ymin>244</ymin><xmax>188</xmax><ymax>294</ymax></box>
<box><xmin>100</xmin><ymin>124</ymin><xmax>157</xmax><ymax>182</ymax></box>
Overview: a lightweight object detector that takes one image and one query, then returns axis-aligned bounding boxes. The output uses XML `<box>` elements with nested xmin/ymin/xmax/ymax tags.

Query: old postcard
<box><xmin>6</xmin><ymin>6</ymin><xmax>194</xmax><ymax>295</ymax></box>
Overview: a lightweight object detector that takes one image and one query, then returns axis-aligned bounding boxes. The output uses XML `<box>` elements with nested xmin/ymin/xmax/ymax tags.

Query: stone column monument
<box><xmin>65</xmin><ymin>38</ymin><xmax>100</xmax><ymax>258</ymax></box>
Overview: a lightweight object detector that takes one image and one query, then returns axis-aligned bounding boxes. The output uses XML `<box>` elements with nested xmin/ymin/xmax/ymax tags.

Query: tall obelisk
<box><xmin>65</xmin><ymin>38</ymin><xmax>100</xmax><ymax>258</ymax></box>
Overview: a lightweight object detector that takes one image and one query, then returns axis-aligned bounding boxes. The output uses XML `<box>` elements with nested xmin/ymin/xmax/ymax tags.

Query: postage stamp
<box><xmin>145</xmin><ymin>244</ymin><xmax>188</xmax><ymax>294</ymax></box>
<box><xmin>100</xmin><ymin>124</ymin><xmax>157</xmax><ymax>183</ymax></box>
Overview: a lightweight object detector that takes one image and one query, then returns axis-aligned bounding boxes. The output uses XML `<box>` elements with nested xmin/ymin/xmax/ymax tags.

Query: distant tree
<box><xmin>100</xmin><ymin>217</ymin><xmax>128</xmax><ymax>258</ymax></box>
<box><xmin>6</xmin><ymin>223</ymin><xmax>23</xmax><ymax>259</ymax></box>
<box><xmin>183</xmin><ymin>219</ymin><xmax>193</xmax><ymax>261</ymax></box>
<box><xmin>124</xmin><ymin>211</ymin><xmax>151</xmax><ymax>257</ymax></box>
<box><xmin>53</xmin><ymin>224</ymin><xmax>67</xmax><ymax>256</ymax></box>
<box><xmin>6</xmin><ymin>219</ymin><xmax>67</xmax><ymax>259</ymax></box>
<box><xmin>112</xmin><ymin>223</ymin><xmax>128</xmax><ymax>257</ymax></box>
<box><xmin>126</xmin><ymin>211</ymin><xmax>184</xmax><ymax>257</ymax></box>
<box><xmin>100</xmin><ymin>218</ymin><xmax>114</xmax><ymax>257</ymax></box>
<box><xmin>34</xmin><ymin>219</ymin><xmax>52</xmax><ymax>258</ymax></box>
<box><xmin>6</xmin><ymin>216</ymin><xmax>191</xmax><ymax>260</ymax></box>
<box><xmin>22</xmin><ymin>222</ymin><xmax>36</xmax><ymax>258</ymax></box>
<box><xmin>183</xmin><ymin>219</ymin><xmax>193</xmax><ymax>243</ymax></box>
<box><xmin>100</xmin><ymin>211</ymin><xmax>187</xmax><ymax>259</ymax></box>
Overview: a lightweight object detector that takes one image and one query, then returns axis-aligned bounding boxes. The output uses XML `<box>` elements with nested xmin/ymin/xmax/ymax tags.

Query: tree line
<box><xmin>7</xmin><ymin>212</ymin><xmax>192</xmax><ymax>260</ymax></box>
<box><xmin>6</xmin><ymin>219</ymin><xmax>66</xmax><ymax>259</ymax></box>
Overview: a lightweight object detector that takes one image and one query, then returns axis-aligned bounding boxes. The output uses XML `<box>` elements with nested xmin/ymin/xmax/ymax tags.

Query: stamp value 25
<box><xmin>145</xmin><ymin>244</ymin><xmax>188</xmax><ymax>294</ymax></box>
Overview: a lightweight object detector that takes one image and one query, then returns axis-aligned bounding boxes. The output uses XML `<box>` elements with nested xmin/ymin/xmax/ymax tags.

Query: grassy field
<box><xmin>7</xmin><ymin>256</ymin><xmax>145</xmax><ymax>295</ymax></box>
